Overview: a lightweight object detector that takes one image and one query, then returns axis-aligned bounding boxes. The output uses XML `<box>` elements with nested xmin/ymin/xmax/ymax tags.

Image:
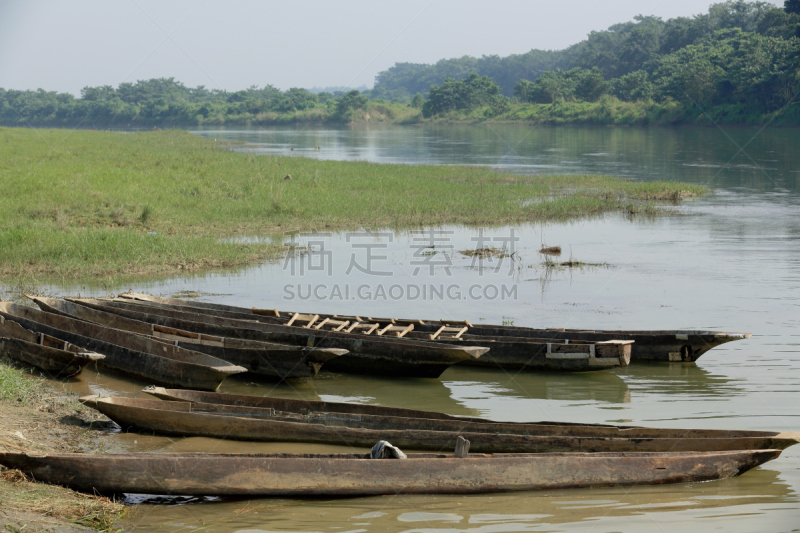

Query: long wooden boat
<box><xmin>0</xmin><ymin>449</ymin><xmax>781</xmax><ymax>496</ymax></box>
<box><xmin>117</xmin><ymin>292</ymin><xmax>751</xmax><ymax>362</ymax></box>
<box><xmin>0</xmin><ymin>315</ymin><xmax>104</xmax><ymax>378</ymax></box>
<box><xmin>58</xmin><ymin>299</ymin><xmax>489</xmax><ymax>379</ymax></box>
<box><xmin>146</xmin><ymin>387</ymin><xmax>800</xmax><ymax>443</ymax></box>
<box><xmin>70</xmin><ymin>298</ymin><xmax>630</xmax><ymax>372</ymax></box>
<box><xmin>31</xmin><ymin>297</ymin><xmax>346</xmax><ymax>380</ymax></box>
<box><xmin>411</xmin><ymin>334</ymin><xmax>632</xmax><ymax>371</ymax></box>
<box><xmin>79</xmin><ymin>395</ymin><xmax>800</xmax><ymax>453</ymax></box>
<box><xmin>0</xmin><ymin>302</ymin><xmax>245</xmax><ymax>391</ymax></box>
<box><xmin>123</xmin><ymin>300</ymin><xmax>634</xmax><ymax>372</ymax></box>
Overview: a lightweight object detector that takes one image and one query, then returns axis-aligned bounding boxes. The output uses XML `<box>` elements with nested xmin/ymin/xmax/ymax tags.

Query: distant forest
<box><xmin>377</xmin><ymin>1</ymin><xmax>800</xmax><ymax>114</ymax></box>
<box><xmin>2</xmin><ymin>0</ymin><xmax>799</xmax><ymax>127</ymax></box>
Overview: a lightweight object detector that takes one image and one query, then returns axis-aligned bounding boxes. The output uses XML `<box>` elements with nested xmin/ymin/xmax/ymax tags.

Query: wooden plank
<box><xmin>376</xmin><ymin>324</ymin><xmax>414</xmax><ymax>337</ymax></box>
<box><xmin>287</xmin><ymin>313</ymin><xmax>319</xmax><ymax>328</ymax></box>
<box><xmin>430</xmin><ymin>326</ymin><xmax>468</xmax><ymax>340</ymax></box>
<box><xmin>313</xmin><ymin>318</ymin><xmax>351</xmax><ymax>332</ymax></box>
<box><xmin>344</xmin><ymin>322</ymin><xmax>380</xmax><ymax>335</ymax></box>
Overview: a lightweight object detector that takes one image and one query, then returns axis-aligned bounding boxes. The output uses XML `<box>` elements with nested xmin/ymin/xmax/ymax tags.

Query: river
<box><xmin>25</xmin><ymin>125</ymin><xmax>800</xmax><ymax>532</ymax></box>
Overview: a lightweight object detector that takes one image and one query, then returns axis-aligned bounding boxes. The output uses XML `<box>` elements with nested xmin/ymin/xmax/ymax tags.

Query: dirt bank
<box><xmin>0</xmin><ymin>361</ymin><xmax>125</xmax><ymax>531</ymax></box>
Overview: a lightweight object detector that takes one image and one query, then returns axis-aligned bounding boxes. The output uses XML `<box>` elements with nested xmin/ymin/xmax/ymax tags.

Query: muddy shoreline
<box><xmin>0</xmin><ymin>361</ymin><xmax>125</xmax><ymax>531</ymax></box>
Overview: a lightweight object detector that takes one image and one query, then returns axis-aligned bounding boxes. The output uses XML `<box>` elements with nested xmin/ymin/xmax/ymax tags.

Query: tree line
<box><xmin>386</xmin><ymin>0</ymin><xmax>800</xmax><ymax>118</ymax></box>
<box><xmin>2</xmin><ymin>0</ymin><xmax>799</xmax><ymax>127</ymax></box>
<box><xmin>0</xmin><ymin>80</ymin><xmax>373</xmax><ymax>127</ymax></box>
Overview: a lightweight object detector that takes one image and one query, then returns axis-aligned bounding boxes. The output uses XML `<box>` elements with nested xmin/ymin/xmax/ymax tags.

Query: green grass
<box><xmin>0</xmin><ymin>127</ymin><xmax>707</xmax><ymax>283</ymax></box>
<box><xmin>0</xmin><ymin>359</ymin><xmax>50</xmax><ymax>404</ymax></box>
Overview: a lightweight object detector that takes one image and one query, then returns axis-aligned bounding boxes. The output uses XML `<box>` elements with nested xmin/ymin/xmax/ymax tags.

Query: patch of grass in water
<box><xmin>0</xmin><ymin>128</ymin><xmax>707</xmax><ymax>283</ymax></box>
<box><xmin>459</xmin><ymin>247</ymin><xmax>509</xmax><ymax>258</ymax></box>
<box><xmin>556</xmin><ymin>260</ymin><xmax>612</xmax><ymax>268</ymax></box>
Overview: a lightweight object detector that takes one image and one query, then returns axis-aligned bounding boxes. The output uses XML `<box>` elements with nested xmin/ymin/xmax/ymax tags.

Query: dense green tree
<box><xmin>513</xmin><ymin>79</ymin><xmax>536</xmax><ymax>102</ymax></box>
<box><xmin>373</xmin><ymin>50</ymin><xmax>570</xmax><ymax>98</ymax></box>
<box><xmin>373</xmin><ymin>1</ymin><xmax>788</xmax><ymax>99</ymax></box>
<box><xmin>652</xmin><ymin>48</ymin><xmax>725</xmax><ymax>105</ymax></box>
<box><xmin>282</xmin><ymin>88</ymin><xmax>318</xmax><ymax>111</ymax></box>
<box><xmin>333</xmin><ymin>90</ymin><xmax>369</xmax><ymax>118</ymax></box>
<box><xmin>571</xmin><ymin>67</ymin><xmax>609</xmax><ymax>101</ymax></box>
<box><xmin>610</xmin><ymin>71</ymin><xmax>654</xmax><ymax>101</ymax></box>
<box><xmin>514</xmin><ymin>68</ymin><xmax>607</xmax><ymax>103</ymax></box>
<box><xmin>575</xmin><ymin>16</ymin><xmax>664</xmax><ymax>79</ymax></box>
<box><xmin>757</xmin><ymin>7</ymin><xmax>800</xmax><ymax>37</ymax></box>
<box><xmin>707</xmin><ymin>1</ymin><xmax>774</xmax><ymax>31</ymax></box>
<box><xmin>514</xmin><ymin>71</ymin><xmax>571</xmax><ymax>103</ymax></box>
<box><xmin>423</xmin><ymin>73</ymin><xmax>502</xmax><ymax>115</ymax></box>
<box><xmin>787</xmin><ymin>0</ymin><xmax>800</xmax><ymax>14</ymax></box>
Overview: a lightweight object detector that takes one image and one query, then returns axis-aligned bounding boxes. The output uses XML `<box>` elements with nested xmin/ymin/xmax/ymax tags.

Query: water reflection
<box><xmin>442</xmin><ymin>366</ymin><xmax>631</xmax><ymax>405</ymax></box>
<box><xmin>616</xmin><ymin>361</ymin><xmax>747</xmax><ymax>399</ymax></box>
<box><xmin>192</xmin><ymin>125</ymin><xmax>800</xmax><ymax>193</ymax></box>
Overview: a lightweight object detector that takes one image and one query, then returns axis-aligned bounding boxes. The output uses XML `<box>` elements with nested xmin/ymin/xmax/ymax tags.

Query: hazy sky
<box><xmin>0</xmin><ymin>0</ymin><xmax>784</xmax><ymax>95</ymax></box>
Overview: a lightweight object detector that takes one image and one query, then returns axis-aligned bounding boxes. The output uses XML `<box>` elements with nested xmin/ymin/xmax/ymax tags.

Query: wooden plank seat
<box><xmin>311</xmin><ymin>317</ymin><xmax>351</xmax><ymax>332</ymax></box>
<box><xmin>150</xmin><ymin>324</ymin><xmax>225</xmax><ymax>347</ymax></box>
<box><xmin>428</xmin><ymin>325</ymin><xmax>469</xmax><ymax>340</ymax></box>
<box><xmin>286</xmin><ymin>313</ymin><xmax>319</xmax><ymax>328</ymax></box>
<box><xmin>344</xmin><ymin>322</ymin><xmax>381</xmax><ymax>335</ymax></box>
<box><xmin>375</xmin><ymin>323</ymin><xmax>414</xmax><ymax>337</ymax></box>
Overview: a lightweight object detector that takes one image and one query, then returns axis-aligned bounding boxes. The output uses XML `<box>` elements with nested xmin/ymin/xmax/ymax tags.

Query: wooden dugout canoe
<box><xmin>110</xmin><ymin>296</ymin><xmax>631</xmax><ymax>372</ymax></box>
<box><xmin>0</xmin><ymin>302</ymin><xmax>245</xmax><ymax>391</ymax></box>
<box><xmin>31</xmin><ymin>297</ymin><xmax>346</xmax><ymax>380</ymax></box>
<box><xmin>145</xmin><ymin>387</ymin><xmax>800</xmax><ymax>446</ymax></box>
<box><xmin>411</xmin><ymin>334</ymin><xmax>631</xmax><ymax>371</ymax></box>
<box><xmin>79</xmin><ymin>395</ymin><xmax>800</xmax><ymax>453</ymax></box>
<box><xmin>62</xmin><ymin>299</ymin><xmax>489</xmax><ymax>379</ymax></box>
<box><xmin>0</xmin><ymin>449</ymin><xmax>781</xmax><ymax>497</ymax></box>
<box><xmin>117</xmin><ymin>292</ymin><xmax>751</xmax><ymax>363</ymax></box>
<box><xmin>0</xmin><ymin>315</ymin><xmax>104</xmax><ymax>378</ymax></box>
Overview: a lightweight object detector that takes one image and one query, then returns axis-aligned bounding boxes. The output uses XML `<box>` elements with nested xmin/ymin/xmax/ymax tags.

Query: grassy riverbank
<box><xmin>0</xmin><ymin>127</ymin><xmax>706</xmax><ymax>283</ymax></box>
<box><xmin>0</xmin><ymin>361</ymin><xmax>125</xmax><ymax>531</ymax></box>
<box><xmin>416</xmin><ymin>98</ymin><xmax>800</xmax><ymax>127</ymax></box>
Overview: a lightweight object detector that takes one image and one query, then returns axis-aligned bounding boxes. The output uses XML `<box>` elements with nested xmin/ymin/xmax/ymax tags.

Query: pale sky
<box><xmin>0</xmin><ymin>0</ymin><xmax>784</xmax><ymax>95</ymax></box>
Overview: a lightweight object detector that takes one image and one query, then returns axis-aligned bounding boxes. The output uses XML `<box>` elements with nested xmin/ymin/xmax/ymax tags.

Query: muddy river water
<box><xmin>15</xmin><ymin>125</ymin><xmax>800</xmax><ymax>532</ymax></box>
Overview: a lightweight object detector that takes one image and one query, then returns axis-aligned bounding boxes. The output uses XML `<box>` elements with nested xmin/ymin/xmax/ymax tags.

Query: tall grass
<box><xmin>0</xmin><ymin>127</ymin><xmax>706</xmax><ymax>282</ymax></box>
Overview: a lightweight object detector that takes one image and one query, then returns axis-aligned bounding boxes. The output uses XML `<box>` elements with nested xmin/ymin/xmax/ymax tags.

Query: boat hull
<box><xmin>1</xmin><ymin>316</ymin><xmax>105</xmax><ymax>377</ymax></box>
<box><xmin>112</xmin><ymin>298</ymin><xmax>630</xmax><ymax>372</ymax></box>
<box><xmin>82</xmin><ymin>396</ymin><xmax>800</xmax><ymax>453</ymax></box>
<box><xmin>0</xmin><ymin>303</ymin><xmax>244</xmax><ymax>391</ymax></box>
<box><xmin>115</xmin><ymin>293</ymin><xmax>750</xmax><ymax>363</ymax></box>
<box><xmin>67</xmin><ymin>299</ymin><xmax>487</xmax><ymax>378</ymax></box>
<box><xmin>145</xmin><ymin>388</ymin><xmax>800</xmax><ymax>443</ymax></box>
<box><xmin>32</xmin><ymin>297</ymin><xmax>345</xmax><ymax>380</ymax></box>
<box><xmin>464</xmin><ymin>326</ymin><xmax>751</xmax><ymax>362</ymax></box>
<box><xmin>450</xmin><ymin>337</ymin><xmax>631</xmax><ymax>371</ymax></box>
<box><xmin>0</xmin><ymin>449</ymin><xmax>781</xmax><ymax>496</ymax></box>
